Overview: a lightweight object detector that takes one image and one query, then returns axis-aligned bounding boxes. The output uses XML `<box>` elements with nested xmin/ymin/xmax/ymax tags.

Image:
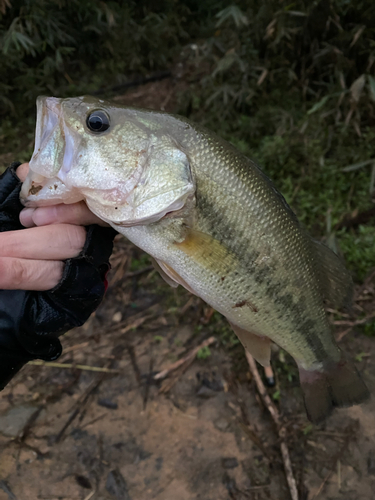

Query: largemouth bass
<box><xmin>20</xmin><ymin>96</ymin><xmax>369</xmax><ymax>422</ymax></box>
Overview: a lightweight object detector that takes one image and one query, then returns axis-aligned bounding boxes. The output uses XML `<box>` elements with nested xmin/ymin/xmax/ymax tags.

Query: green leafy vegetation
<box><xmin>129</xmin><ymin>253</ymin><xmax>151</xmax><ymax>272</ymax></box>
<box><xmin>1</xmin><ymin>0</ymin><xmax>374</xmax><ymax>283</ymax></box>
<box><xmin>338</xmin><ymin>225</ymin><xmax>375</xmax><ymax>281</ymax></box>
<box><xmin>196</xmin><ymin>346</ymin><xmax>212</xmax><ymax>360</ymax></box>
<box><xmin>361</xmin><ymin>320</ymin><xmax>375</xmax><ymax>337</ymax></box>
<box><xmin>302</xmin><ymin>424</ymin><xmax>314</xmax><ymax>435</ymax></box>
<box><xmin>276</xmin><ymin>349</ymin><xmax>299</xmax><ymax>383</ymax></box>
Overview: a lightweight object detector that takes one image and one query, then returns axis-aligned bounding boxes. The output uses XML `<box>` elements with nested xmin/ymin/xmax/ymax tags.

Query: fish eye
<box><xmin>86</xmin><ymin>110</ymin><xmax>110</xmax><ymax>133</ymax></box>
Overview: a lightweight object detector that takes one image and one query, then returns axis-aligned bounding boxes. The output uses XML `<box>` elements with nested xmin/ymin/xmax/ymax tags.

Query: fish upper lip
<box><xmin>31</xmin><ymin>96</ymin><xmax>62</xmax><ymax>166</ymax></box>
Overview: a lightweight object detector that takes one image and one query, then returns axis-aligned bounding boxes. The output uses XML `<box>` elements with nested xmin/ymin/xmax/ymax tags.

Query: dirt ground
<box><xmin>0</xmin><ymin>79</ymin><xmax>374</xmax><ymax>500</ymax></box>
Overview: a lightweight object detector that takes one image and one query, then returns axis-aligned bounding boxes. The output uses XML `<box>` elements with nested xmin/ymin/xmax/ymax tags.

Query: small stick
<box><xmin>62</xmin><ymin>341</ymin><xmax>89</xmax><ymax>354</ymax></box>
<box><xmin>109</xmin><ymin>253</ymin><xmax>129</xmax><ymax>286</ymax></box>
<box><xmin>335</xmin><ymin>327</ymin><xmax>353</xmax><ymax>342</ymax></box>
<box><xmin>178</xmin><ymin>296</ymin><xmax>196</xmax><ymax>319</ymax></box>
<box><xmin>81</xmin><ymin>413</ymin><xmax>107</xmax><ymax>430</ymax></box>
<box><xmin>54</xmin><ymin>362</ymin><xmax>113</xmax><ymax>443</ymax></box>
<box><xmin>0</xmin><ymin>480</ymin><xmax>17</xmax><ymax>500</ymax></box>
<box><xmin>28</xmin><ymin>360</ymin><xmax>119</xmax><ymax>373</ymax></box>
<box><xmin>143</xmin><ymin>355</ymin><xmax>154</xmax><ymax>410</ymax></box>
<box><xmin>246</xmin><ymin>352</ymin><xmax>299</xmax><ymax>500</ymax></box>
<box><xmin>127</xmin><ymin>344</ymin><xmax>142</xmax><ymax>385</ymax></box>
<box><xmin>105</xmin><ymin>303</ymin><xmax>159</xmax><ymax>334</ymax></box>
<box><xmin>236</xmin><ymin>398</ymin><xmax>273</xmax><ymax>460</ymax></box>
<box><xmin>19</xmin><ymin>406</ymin><xmax>44</xmax><ymax>441</ymax></box>
<box><xmin>243</xmin><ymin>484</ymin><xmax>270</xmax><ymax>491</ymax></box>
<box><xmin>238</xmin><ymin>423</ymin><xmax>273</xmax><ymax>461</ymax></box>
<box><xmin>83</xmin><ymin>491</ymin><xmax>96</xmax><ymax>500</ymax></box>
<box><xmin>333</xmin><ymin>311</ymin><xmax>375</xmax><ymax>326</ymax></box>
<box><xmin>154</xmin><ymin>336</ymin><xmax>216</xmax><ymax>380</ymax></box>
<box><xmin>123</xmin><ymin>265</ymin><xmax>154</xmax><ymax>278</ymax></box>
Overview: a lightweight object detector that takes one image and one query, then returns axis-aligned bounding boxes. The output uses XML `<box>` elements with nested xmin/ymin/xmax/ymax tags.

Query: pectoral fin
<box><xmin>175</xmin><ymin>227</ymin><xmax>236</xmax><ymax>274</ymax></box>
<box><xmin>230</xmin><ymin>323</ymin><xmax>271</xmax><ymax>367</ymax></box>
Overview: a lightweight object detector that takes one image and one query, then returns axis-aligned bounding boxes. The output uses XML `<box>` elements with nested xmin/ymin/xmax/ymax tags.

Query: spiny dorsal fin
<box><xmin>312</xmin><ymin>239</ymin><xmax>353</xmax><ymax>309</ymax></box>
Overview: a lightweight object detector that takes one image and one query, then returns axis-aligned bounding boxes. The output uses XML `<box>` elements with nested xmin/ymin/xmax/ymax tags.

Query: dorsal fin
<box><xmin>312</xmin><ymin>239</ymin><xmax>353</xmax><ymax>309</ymax></box>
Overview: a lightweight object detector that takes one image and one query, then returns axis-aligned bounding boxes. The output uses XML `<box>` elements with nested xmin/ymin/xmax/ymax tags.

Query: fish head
<box><xmin>20</xmin><ymin>96</ymin><xmax>194</xmax><ymax>225</ymax></box>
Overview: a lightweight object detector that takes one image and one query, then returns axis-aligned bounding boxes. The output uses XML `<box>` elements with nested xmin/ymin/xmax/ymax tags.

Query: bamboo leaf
<box><xmin>370</xmin><ymin>163</ymin><xmax>375</xmax><ymax>195</ymax></box>
<box><xmin>368</xmin><ymin>75</ymin><xmax>375</xmax><ymax>102</ymax></box>
<box><xmin>215</xmin><ymin>6</ymin><xmax>248</xmax><ymax>28</ymax></box>
<box><xmin>350</xmin><ymin>25</ymin><xmax>365</xmax><ymax>48</ymax></box>
<box><xmin>286</xmin><ymin>11</ymin><xmax>308</xmax><ymax>17</ymax></box>
<box><xmin>342</xmin><ymin>159</ymin><xmax>374</xmax><ymax>172</ymax></box>
<box><xmin>350</xmin><ymin>74</ymin><xmax>366</xmax><ymax>102</ymax></box>
<box><xmin>307</xmin><ymin>95</ymin><xmax>330</xmax><ymax>115</ymax></box>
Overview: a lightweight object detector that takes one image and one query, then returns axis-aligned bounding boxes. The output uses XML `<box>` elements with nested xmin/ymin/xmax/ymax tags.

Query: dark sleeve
<box><xmin>0</xmin><ymin>163</ymin><xmax>117</xmax><ymax>390</ymax></box>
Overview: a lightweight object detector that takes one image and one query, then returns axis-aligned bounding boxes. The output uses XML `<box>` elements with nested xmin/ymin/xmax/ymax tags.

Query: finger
<box><xmin>16</xmin><ymin>163</ymin><xmax>29</xmax><ymax>182</ymax></box>
<box><xmin>20</xmin><ymin>201</ymin><xmax>108</xmax><ymax>228</ymax></box>
<box><xmin>0</xmin><ymin>224</ymin><xmax>86</xmax><ymax>260</ymax></box>
<box><xmin>0</xmin><ymin>257</ymin><xmax>63</xmax><ymax>291</ymax></box>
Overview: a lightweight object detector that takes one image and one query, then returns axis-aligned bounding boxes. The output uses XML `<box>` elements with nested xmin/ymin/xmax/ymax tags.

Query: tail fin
<box><xmin>298</xmin><ymin>356</ymin><xmax>370</xmax><ymax>423</ymax></box>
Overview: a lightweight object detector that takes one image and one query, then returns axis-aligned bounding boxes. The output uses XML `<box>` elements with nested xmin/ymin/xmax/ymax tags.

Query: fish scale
<box><xmin>185</xmin><ymin>133</ymin><xmax>331</xmax><ymax>359</ymax></box>
<box><xmin>20</xmin><ymin>95</ymin><xmax>369</xmax><ymax>422</ymax></box>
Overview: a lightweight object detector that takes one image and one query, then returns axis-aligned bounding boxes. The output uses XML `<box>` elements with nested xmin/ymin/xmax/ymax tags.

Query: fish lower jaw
<box><xmin>85</xmin><ymin>192</ymin><xmax>193</xmax><ymax>227</ymax></box>
<box><xmin>20</xmin><ymin>175</ymin><xmax>85</xmax><ymax>207</ymax></box>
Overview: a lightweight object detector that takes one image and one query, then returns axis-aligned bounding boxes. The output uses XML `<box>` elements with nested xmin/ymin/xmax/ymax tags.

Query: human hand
<box><xmin>0</xmin><ymin>163</ymin><xmax>107</xmax><ymax>290</ymax></box>
<box><xmin>0</xmin><ymin>162</ymin><xmax>117</xmax><ymax>390</ymax></box>
<box><xmin>18</xmin><ymin>163</ymin><xmax>106</xmax><ymax>228</ymax></box>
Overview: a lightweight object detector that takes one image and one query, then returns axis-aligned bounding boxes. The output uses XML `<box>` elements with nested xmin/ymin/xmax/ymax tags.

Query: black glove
<box><xmin>0</xmin><ymin>162</ymin><xmax>117</xmax><ymax>390</ymax></box>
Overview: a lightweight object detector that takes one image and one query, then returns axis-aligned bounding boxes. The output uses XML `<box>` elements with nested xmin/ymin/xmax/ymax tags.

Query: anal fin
<box><xmin>230</xmin><ymin>323</ymin><xmax>271</xmax><ymax>367</ymax></box>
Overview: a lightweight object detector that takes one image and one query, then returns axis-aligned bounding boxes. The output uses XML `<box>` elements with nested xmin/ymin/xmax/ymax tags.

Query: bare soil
<box><xmin>0</xmin><ymin>80</ymin><xmax>374</xmax><ymax>500</ymax></box>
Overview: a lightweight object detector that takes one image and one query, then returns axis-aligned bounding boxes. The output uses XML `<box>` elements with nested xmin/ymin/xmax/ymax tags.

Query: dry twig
<box><xmin>154</xmin><ymin>336</ymin><xmax>216</xmax><ymax>380</ymax></box>
<box><xmin>54</xmin><ymin>361</ymin><xmax>113</xmax><ymax>443</ymax></box>
<box><xmin>246</xmin><ymin>352</ymin><xmax>299</xmax><ymax>500</ymax></box>
<box><xmin>105</xmin><ymin>303</ymin><xmax>159</xmax><ymax>335</ymax></box>
<box><xmin>61</xmin><ymin>341</ymin><xmax>89</xmax><ymax>354</ymax></box>
<box><xmin>28</xmin><ymin>360</ymin><xmax>119</xmax><ymax>373</ymax></box>
<box><xmin>0</xmin><ymin>480</ymin><xmax>17</xmax><ymax>500</ymax></box>
<box><xmin>333</xmin><ymin>310</ymin><xmax>375</xmax><ymax>326</ymax></box>
<box><xmin>123</xmin><ymin>265</ymin><xmax>154</xmax><ymax>279</ymax></box>
<box><xmin>155</xmin><ymin>336</ymin><xmax>216</xmax><ymax>394</ymax></box>
<box><xmin>83</xmin><ymin>491</ymin><xmax>96</xmax><ymax>500</ymax></box>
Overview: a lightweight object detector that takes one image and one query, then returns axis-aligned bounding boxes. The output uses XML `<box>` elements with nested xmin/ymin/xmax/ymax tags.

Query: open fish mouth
<box><xmin>20</xmin><ymin>96</ymin><xmax>85</xmax><ymax>207</ymax></box>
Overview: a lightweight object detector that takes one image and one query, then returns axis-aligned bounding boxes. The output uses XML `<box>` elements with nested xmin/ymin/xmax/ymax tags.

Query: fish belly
<box><xmin>116</xmin><ymin>222</ymin><xmax>370</xmax><ymax>424</ymax></box>
<box><xmin>115</xmin><ymin>220</ymin><xmax>338</xmax><ymax>370</ymax></box>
